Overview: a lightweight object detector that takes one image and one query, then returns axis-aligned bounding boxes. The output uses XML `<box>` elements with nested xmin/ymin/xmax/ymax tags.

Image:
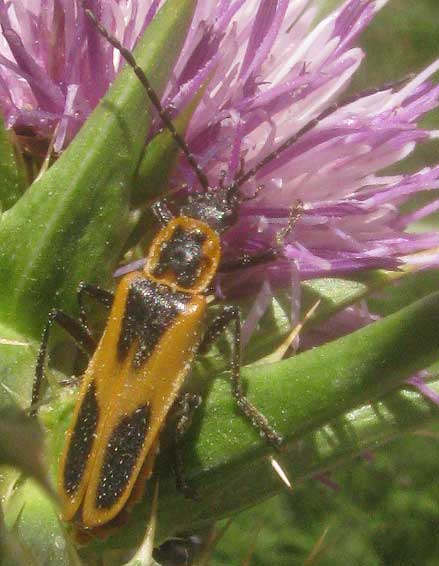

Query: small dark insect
<box><xmin>153</xmin><ymin>535</ymin><xmax>202</xmax><ymax>566</ymax></box>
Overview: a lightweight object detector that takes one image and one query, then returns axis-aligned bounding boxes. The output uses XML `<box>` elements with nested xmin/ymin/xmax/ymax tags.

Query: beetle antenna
<box><xmin>83</xmin><ymin>6</ymin><xmax>210</xmax><ymax>193</ymax></box>
<box><xmin>233</xmin><ymin>73</ymin><xmax>416</xmax><ymax>189</ymax></box>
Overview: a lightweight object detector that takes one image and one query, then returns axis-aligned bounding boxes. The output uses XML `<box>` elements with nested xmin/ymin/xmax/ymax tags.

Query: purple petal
<box><xmin>408</xmin><ymin>375</ymin><xmax>439</xmax><ymax>407</ymax></box>
<box><xmin>0</xmin><ymin>18</ymin><xmax>64</xmax><ymax>111</ymax></box>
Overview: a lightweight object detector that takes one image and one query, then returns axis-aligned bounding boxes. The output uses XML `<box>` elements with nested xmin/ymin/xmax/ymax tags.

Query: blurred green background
<box><xmin>209</xmin><ymin>2</ymin><xmax>439</xmax><ymax>564</ymax></box>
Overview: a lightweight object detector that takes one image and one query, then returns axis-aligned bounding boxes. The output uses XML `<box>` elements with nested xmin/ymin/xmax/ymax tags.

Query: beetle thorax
<box><xmin>145</xmin><ymin>217</ymin><xmax>221</xmax><ymax>294</ymax></box>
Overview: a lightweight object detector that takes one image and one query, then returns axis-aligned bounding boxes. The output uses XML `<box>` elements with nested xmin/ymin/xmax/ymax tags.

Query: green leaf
<box><xmin>301</xmin><ymin>275</ymin><xmax>376</xmax><ymax>326</ymax></box>
<box><xmin>0</xmin><ymin>407</ymin><xmax>54</xmax><ymax>498</ymax></box>
<box><xmin>300</xmin><ymin>270</ymin><xmax>414</xmax><ymax>328</ymax></box>
<box><xmin>2</xmin><ymin>479</ymin><xmax>82</xmax><ymax>566</ymax></box>
<box><xmin>368</xmin><ymin>268</ymin><xmax>439</xmax><ymax>317</ymax></box>
<box><xmin>0</xmin><ymin>503</ymin><xmax>37</xmax><ymax>566</ymax></box>
<box><xmin>0</xmin><ymin>0</ymin><xmax>197</xmax><ymax>340</ymax></box>
<box><xmin>0</xmin><ymin>118</ymin><xmax>26</xmax><ymax>212</ymax></box>
<box><xmin>0</xmin><ymin>323</ymin><xmax>38</xmax><ymax>410</ymax></box>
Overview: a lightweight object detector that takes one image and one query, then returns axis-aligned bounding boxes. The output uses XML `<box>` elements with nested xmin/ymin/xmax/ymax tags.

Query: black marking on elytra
<box><xmin>64</xmin><ymin>381</ymin><xmax>99</xmax><ymax>495</ymax></box>
<box><xmin>95</xmin><ymin>404</ymin><xmax>151</xmax><ymax>510</ymax></box>
<box><xmin>118</xmin><ymin>278</ymin><xmax>192</xmax><ymax>368</ymax></box>
<box><xmin>153</xmin><ymin>226</ymin><xmax>207</xmax><ymax>287</ymax></box>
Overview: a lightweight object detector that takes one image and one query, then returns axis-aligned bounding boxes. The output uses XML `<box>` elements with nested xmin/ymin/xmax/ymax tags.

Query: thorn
<box><xmin>0</xmin><ymin>338</ymin><xmax>29</xmax><ymax>346</ymax></box>
<box><xmin>35</xmin><ymin>123</ymin><xmax>58</xmax><ymax>181</ymax></box>
<box><xmin>122</xmin><ymin>482</ymin><xmax>159</xmax><ymax>566</ymax></box>
<box><xmin>270</xmin><ymin>456</ymin><xmax>292</xmax><ymax>490</ymax></box>
<box><xmin>258</xmin><ymin>299</ymin><xmax>321</xmax><ymax>365</ymax></box>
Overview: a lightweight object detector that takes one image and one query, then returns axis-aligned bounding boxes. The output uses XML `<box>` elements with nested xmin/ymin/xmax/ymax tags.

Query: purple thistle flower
<box><xmin>1</xmin><ymin>0</ymin><xmax>439</xmax><ymax>297</ymax></box>
<box><xmin>0</xmin><ymin>0</ymin><xmax>165</xmax><ymax>149</ymax></box>
<box><xmin>166</xmin><ymin>0</ymin><xmax>439</xmax><ymax>295</ymax></box>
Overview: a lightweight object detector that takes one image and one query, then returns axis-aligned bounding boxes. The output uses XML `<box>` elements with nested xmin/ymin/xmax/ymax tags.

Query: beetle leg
<box><xmin>152</xmin><ymin>199</ymin><xmax>175</xmax><ymax>226</ymax></box>
<box><xmin>219</xmin><ymin>249</ymin><xmax>279</xmax><ymax>273</ymax></box>
<box><xmin>219</xmin><ymin>201</ymin><xmax>302</xmax><ymax>273</ymax></box>
<box><xmin>171</xmin><ymin>393</ymin><xmax>202</xmax><ymax>500</ymax></box>
<box><xmin>32</xmin><ymin>282</ymin><xmax>115</xmax><ymax>415</ymax></box>
<box><xmin>77</xmin><ymin>281</ymin><xmax>114</xmax><ymax>328</ymax></box>
<box><xmin>200</xmin><ymin>306</ymin><xmax>283</xmax><ymax>449</ymax></box>
<box><xmin>31</xmin><ymin>308</ymin><xmax>97</xmax><ymax>416</ymax></box>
